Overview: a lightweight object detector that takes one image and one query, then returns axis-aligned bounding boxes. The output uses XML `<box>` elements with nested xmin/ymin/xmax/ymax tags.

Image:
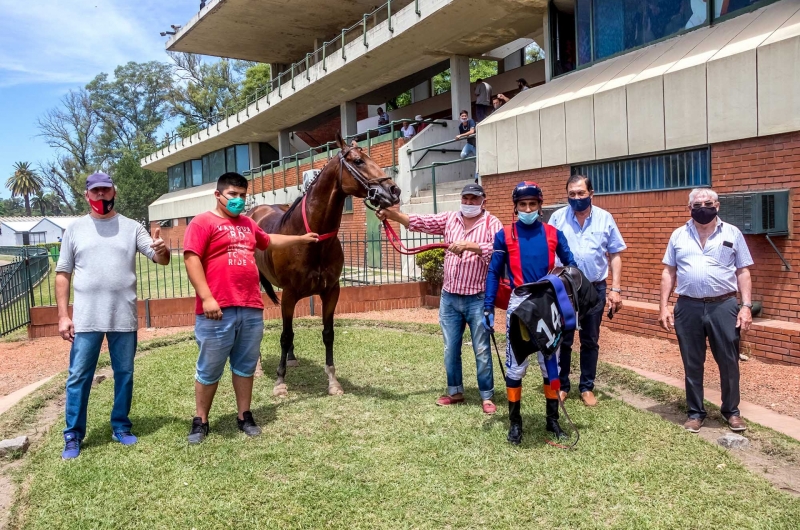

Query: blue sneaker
<box><xmin>112</xmin><ymin>431</ymin><xmax>138</xmax><ymax>446</ymax></box>
<box><xmin>62</xmin><ymin>433</ymin><xmax>80</xmax><ymax>460</ymax></box>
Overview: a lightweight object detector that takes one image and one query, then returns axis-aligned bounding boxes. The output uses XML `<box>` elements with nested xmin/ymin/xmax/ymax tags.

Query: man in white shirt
<box><xmin>474</xmin><ymin>78</ymin><xmax>492</xmax><ymax>122</ymax></box>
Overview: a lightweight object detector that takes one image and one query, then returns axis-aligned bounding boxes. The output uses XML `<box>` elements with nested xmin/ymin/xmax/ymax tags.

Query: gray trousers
<box><xmin>674</xmin><ymin>296</ymin><xmax>741</xmax><ymax>420</ymax></box>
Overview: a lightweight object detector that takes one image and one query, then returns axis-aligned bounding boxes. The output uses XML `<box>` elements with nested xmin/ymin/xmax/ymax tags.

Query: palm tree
<box><xmin>31</xmin><ymin>192</ymin><xmax>49</xmax><ymax>216</ymax></box>
<box><xmin>7</xmin><ymin>162</ymin><xmax>44</xmax><ymax>216</ymax></box>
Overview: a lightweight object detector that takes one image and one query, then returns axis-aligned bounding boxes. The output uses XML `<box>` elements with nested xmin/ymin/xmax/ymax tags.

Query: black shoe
<box><xmin>188</xmin><ymin>416</ymin><xmax>209</xmax><ymax>444</ymax></box>
<box><xmin>237</xmin><ymin>411</ymin><xmax>262</xmax><ymax>437</ymax></box>
<box><xmin>546</xmin><ymin>418</ymin><xmax>568</xmax><ymax>440</ymax></box>
<box><xmin>507</xmin><ymin>423</ymin><xmax>523</xmax><ymax>445</ymax></box>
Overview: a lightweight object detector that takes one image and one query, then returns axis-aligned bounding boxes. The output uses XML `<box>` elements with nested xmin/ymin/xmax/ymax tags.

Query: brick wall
<box><xmin>28</xmin><ymin>281</ymin><xmax>429</xmax><ymax>338</ymax></box>
<box><xmin>481</xmin><ymin>130</ymin><xmax>800</xmax><ymax>322</ymax></box>
<box><xmin>150</xmin><ymin>217</ymin><xmax>190</xmax><ymax>246</ymax></box>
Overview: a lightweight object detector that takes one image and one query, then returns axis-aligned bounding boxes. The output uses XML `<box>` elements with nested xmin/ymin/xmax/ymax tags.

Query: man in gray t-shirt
<box><xmin>474</xmin><ymin>78</ymin><xmax>492</xmax><ymax>122</ymax></box>
<box><xmin>56</xmin><ymin>172</ymin><xmax>170</xmax><ymax>460</ymax></box>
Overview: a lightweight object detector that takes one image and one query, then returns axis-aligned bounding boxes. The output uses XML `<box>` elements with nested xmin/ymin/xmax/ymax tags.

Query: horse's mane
<box><xmin>278</xmin><ymin>195</ymin><xmax>304</xmax><ymax>229</ymax></box>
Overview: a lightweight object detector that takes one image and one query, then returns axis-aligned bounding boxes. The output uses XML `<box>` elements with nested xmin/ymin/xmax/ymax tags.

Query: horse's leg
<box><xmin>322</xmin><ymin>285</ymin><xmax>343</xmax><ymax>396</ymax></box>
<box><xmin>274</xmin><ymin>291</ymin><xmax>297</xmax><ymax>397</ymax></box>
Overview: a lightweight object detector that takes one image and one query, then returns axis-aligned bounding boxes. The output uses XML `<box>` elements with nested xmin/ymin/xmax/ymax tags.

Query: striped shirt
<box><xmin>408</xmin><ymin>210</ymin><xmax>503</xmax><ymax>295</ymax></box>
<box><xmin>663</xmin><ymin>218</ymin><xmax>754</xmax><ymax>298</ymax></box>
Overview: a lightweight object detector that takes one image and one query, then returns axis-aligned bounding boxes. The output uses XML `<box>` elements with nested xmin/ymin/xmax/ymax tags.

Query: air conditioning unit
<box><xmin>718</xmin><ymin>190</ymin><xmax>789</xmax><ymax>236</ymax></box>
<box><xmin>541</xmin><ymin>204</ymin><xmax>568</xmax><ymax>223</ymax></box>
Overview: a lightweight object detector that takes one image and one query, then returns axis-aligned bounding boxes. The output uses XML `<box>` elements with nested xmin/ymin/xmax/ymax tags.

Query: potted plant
<box><xmin>415</xmin><ymin>248</ymin><xmax>444</xmax><ymax>307</ymax></box>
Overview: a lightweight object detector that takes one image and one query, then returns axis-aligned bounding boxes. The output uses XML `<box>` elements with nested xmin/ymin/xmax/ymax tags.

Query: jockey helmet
<box><xmin>512</xmin><ymin>181</ymin><xmax>543</xmax><ymax>203</ymax></box>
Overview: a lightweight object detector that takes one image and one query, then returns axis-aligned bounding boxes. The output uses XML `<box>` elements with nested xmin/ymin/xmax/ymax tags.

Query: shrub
<box><xmin>415</xmin><ymin>248</ymin><xmax>445</xmax><ymax>288</ymax></box>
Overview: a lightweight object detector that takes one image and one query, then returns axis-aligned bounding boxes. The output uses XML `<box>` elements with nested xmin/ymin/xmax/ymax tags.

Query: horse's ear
<box><xmin>350</xmin><ymin>139</ymin><xmax>359</xmax><ymax>149</ymax></box>
<box><xmin>335</xmin><ymin>132</ymin><xmax>346</xmax><ymax>150</ymax></box>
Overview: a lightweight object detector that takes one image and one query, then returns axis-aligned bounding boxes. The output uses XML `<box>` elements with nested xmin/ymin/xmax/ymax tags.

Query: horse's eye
<box><xmin>354</xmin><ymin>159</ymin><xmax>365</xmax><ymax>166</ymax></box>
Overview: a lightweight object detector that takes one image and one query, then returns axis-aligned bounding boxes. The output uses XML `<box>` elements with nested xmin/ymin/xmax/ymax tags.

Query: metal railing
<box><xmin>409</xmin><ymin>156</ymin><xmax>476</xmax><ymax>213</ymax></box>
<box><xmin>148</xmin><ymin>0</ymin><xmax>426</xmax><ymax>161</ymax></box>
<box><xmin>0</xmin><ymin>247</ymin><xmax>52</xmax><ymax>335</ymax></box>
<box><xmin>25</xmin><ymin>232</ymin><xmax>441</xmax><ymax>309</ymax></box>
<box><xmin>407</xmin><ymin>134</ymin><xmax>474</xmax><ymax>169</ymax></box>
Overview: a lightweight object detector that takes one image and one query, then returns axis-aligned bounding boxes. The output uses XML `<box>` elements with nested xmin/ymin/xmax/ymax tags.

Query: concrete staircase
<box><xmin>402</xmin><ymin>178</ymin><xmax>474</xmax><ymax>215</ymax></box>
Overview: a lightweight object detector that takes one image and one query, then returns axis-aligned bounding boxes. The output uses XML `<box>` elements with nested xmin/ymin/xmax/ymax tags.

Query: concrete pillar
<box><xmin>543</xmin><ymin>11</ymin><xmax>552</xmax><ymax>83</ymax></box>
<box><xmin>450</xmin><ymin>55</ymin><xmax>471</xmax><ymax>119</ymax></box>
<box><xmin>340</xmin><ymin>100</ymin><xmax>358</xmax><ymax>137</ymax></box>
<box><xmin>411</xmin><ymin>80</ymin><xmax>431</xmax><ymax>103</ymax></box>
<box><xmin>278</xmin><ymin>130</ymin><xmax>291</xmax><ymax>160</ymax></box>
<box><xmin>248</xmin><ymin>142</ymin><xmax>261</xmax><ymax>170</ymax></box>
<box><xmin>503</xmin><ymin>50</ymin><xmax>524</xmax><ymax>72</ymax></box>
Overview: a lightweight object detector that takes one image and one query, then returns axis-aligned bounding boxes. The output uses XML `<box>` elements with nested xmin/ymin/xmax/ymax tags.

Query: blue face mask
<box><xmin>517</xmin><ymin>211</ymin><xmax>539</xmax><ymax>225</ymax></box>
<box><xmin>221</xmin><ymin>195</ymin><xmax>246</xmax><ymax>216</ymax></box>
<box><xmin>569</xmin><ymin>196</ymin><xmax>592</xmax><ymax>212</ymax></box>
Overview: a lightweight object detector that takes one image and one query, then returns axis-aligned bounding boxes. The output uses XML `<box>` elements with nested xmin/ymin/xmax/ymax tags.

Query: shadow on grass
<box><xmin>82</xmin><ymin>414</ymin><xmax>181</xmax><ymax>449</ymax></box>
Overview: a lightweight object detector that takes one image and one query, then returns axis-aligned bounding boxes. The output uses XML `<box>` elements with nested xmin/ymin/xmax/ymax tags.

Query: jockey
<box><xmin>484</xmin><ymin>181</ymin><xmax>577</xmax><ymax>445</ymax></box>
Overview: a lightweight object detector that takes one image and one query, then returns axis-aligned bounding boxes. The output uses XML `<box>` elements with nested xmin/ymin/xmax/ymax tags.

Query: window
<box><xmin>571</xmin><ymin>148</ymin><xmax>709</xmax><ymax>195</ymax></box>
<box><xmin>235</xmin><ymin>144</ymin><xmax>250</xmax><ymax>175</ymax></box>
<box><xmin>186</xmin><ymin>216</ymin><xmax>195</xmax><ymax>225</ymax></box>
<box><xmin>226</xmin><ymin>147</ymin><xmax>236</xmax><ymax>174</ymax></box>
<box><xmin>551</xmin><ymin>0</ymin><xmax>776</xmax><ymax>75</ymax></box>
<box><xmin>209</xmin><ymin>150</ymin><xmax>226</xmax><ymax>181</ymax></box>
<box><xmin>167</xmin><ymin>164</ymin><xmax>185</xmax><ymax>191</ymax></box>
<box><xmin>343</xmin><ymin>196</ymin><xmax>353</xmax><ymax>214</ymax></box>
<box><xmin>191</xmin><ymin>160</ymin><xmax>203</xmax><ymax>187</ymax></box>
<box><xmin>202</xmin><ymin>154</ymin><xmax>211</xmax><ymax>183</ymax></box>
<box><xmin>159</xmin><ymin>219</ymin><xmax>173</xmax><ymax>228</ymax></box>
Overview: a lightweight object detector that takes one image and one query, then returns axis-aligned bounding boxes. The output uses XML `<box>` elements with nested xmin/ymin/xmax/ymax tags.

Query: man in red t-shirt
<box><xmin>183</xmin><ymin>172</ymin><xmax>318</xmax><ymax>444</ymax></box>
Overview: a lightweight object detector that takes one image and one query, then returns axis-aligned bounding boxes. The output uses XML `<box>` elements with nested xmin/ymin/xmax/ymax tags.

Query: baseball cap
<box><xmin>86</xmin><ymin>172</ymin><xmax>114</xmax><ymax>190</ymax></box>
<box><xmin>461</xmin><ymin>183</ymin><xmax>485</xmax><ymax>197</ymax></box>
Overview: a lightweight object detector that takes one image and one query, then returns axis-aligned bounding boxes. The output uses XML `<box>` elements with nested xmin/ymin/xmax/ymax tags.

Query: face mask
<box><xmin>460</xmin><ymin>117</ymin><xmax>468</xmax><ymax>123</ymax></box>
<box><xmin>89</xmin><ymin>197</ymin><xmax>114</xmax><ymax>215</ymax></box>
<box><xmin>460</xmin><ymin>203</ymin><xmax>483</xmax><ymax>218</ymax></box>
<box><xmin>568</xmin><ymin>196</ymin><xmax>592</xmax><ymax>212</ymax></box>
<box><xmin>691</xmin><ymin>206</ymin><xmax>717</xmax><ymax>225</ymax></box>
<box><xmin>220</xmin><ymin>195</ymin><xmax>246</xmax><ymax>216</ymax></box>
<box><xmin>517</xmin><ymin>211</ymin><xmax>539</xmax><ymax>225</ymax></box>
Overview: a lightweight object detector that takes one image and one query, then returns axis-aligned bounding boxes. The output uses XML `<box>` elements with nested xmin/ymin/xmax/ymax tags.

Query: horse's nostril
<box><xmin>390</xmin><ymin>185</ymin><xmax>400</xmax><ymax>197</ymax></box>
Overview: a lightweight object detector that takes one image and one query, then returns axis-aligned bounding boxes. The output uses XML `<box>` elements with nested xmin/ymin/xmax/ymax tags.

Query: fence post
<box><xmin>432</xmin><ymin>165</ymin><xmax>438</xmax><ymax>214</ymax></box>
<box><xmin>309</xmin><ymin>296</ymin><xmax>315</xmax><ymax>316</ymax></box>
<box><xmin>145</xmin><ymin>299</ymin><xmax>151</xmax><ymax>328</ymax></box>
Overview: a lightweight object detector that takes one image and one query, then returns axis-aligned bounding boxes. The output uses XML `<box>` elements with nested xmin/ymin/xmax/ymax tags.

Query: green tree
<box><xmin>111</xmin><ymin>153</ymin><xmax>168</xmax><ymax>225</ymax></box>
<box><xmin>0</xmin><ymin>198</ymin><xmax>27</xmax><ymax>217</ymax></box>
<box><xmin>86</xmin><ymin>61</ymin><xmax>175</xmax><ymax>161</ymax></box>
<box><xmin>431</xmin><ymin>59</ymin><xmax>499</xmax><ymax>96</ymax></box>
<box><xmin>6</xmin><ymin>162</ymin><xmax>44</xmax><ymax>216</ymax></box>
<box><xmin>238</xmin><ymin>62</ymin><xmax>271</xmax><ymax>106</ymax></box>
<box><xmin>525</xmin><ymin>42</ymin><xmax>544</xmax><ymax>64</ymax></box>
<box><xmin>31</xmin><ymin>192</ymin><xmax>48</xmax><ymax>216</ymax></box>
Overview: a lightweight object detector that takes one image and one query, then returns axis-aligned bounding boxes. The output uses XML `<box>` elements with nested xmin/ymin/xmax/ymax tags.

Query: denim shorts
<box><xmin>194</xmin><ymin>307</ymin><xmax>264</xmax><ymax>385</ymax></box>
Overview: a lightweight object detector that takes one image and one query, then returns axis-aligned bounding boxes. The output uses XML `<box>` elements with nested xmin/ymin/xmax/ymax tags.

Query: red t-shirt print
<box><xmin>183</xmin><ymin>211</ymin><xmax>271</xmax><ymax>315</ymax></box>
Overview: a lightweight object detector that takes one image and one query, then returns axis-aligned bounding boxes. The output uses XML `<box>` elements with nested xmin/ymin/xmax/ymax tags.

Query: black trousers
<box><xmin>559</xmin><ymin>281</ymin><xmax>607</xmax><ymax>394</ymax></box>
<box><xmin>674</xmin><ymin>296</ymin><xmax>741</xmax><ymax>420</ymax></box>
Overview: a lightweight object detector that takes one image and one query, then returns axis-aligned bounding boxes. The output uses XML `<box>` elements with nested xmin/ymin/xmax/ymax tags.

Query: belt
<box><xmin>679</xmin><ymin>293</ymin><xmax>736</xmax><ymax>303</ymax></box>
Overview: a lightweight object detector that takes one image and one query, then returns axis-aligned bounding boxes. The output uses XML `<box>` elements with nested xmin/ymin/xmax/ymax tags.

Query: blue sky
<box><xmin>0</xmin><ymin>0</ymin><xmax>198</xmax><ymax>199</ymax></box>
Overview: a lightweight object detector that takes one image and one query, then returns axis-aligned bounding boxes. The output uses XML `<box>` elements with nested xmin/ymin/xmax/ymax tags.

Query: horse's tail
<box><xmin>260</xmin><ymin>273</ymin><xmax>280</xmax><ymax>305</ymax></box>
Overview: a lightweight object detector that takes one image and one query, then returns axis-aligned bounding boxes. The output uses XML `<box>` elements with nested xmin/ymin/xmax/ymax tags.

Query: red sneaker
<box><xmin>435</xmin><ymin>395</ymin><xmax>465</xmax><ymax>406</ymax></box>
<box><xmin>482</xmin><ymin>401</ymin><xmax>497</xmax><ymax>415</ymax></box>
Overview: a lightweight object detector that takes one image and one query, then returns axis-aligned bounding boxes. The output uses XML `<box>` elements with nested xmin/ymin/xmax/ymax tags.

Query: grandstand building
<box><xmin>143</xmin><ymin>0</ymin><xmax>800</xmax><ymax>362</ymax></box>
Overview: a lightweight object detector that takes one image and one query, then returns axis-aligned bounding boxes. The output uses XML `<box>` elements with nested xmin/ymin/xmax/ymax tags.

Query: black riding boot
<box><xmin>507</xmin><ymin>398</ymin><xmax>523</xmax><ymax>445</ymax></box>
<box><xmin>545</xmin><ymin>398</ymin><xmax>567</xmax><ymax>440</ymax></box>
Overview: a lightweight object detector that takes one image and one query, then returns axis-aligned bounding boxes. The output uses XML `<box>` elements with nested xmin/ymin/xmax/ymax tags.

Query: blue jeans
<box><xmin>460</xmin><ymin>143</ymin><xmax>476</xmax><ymax>159</ymax></box>
<box><xmin>439</xmin><ymin>290</ymin><xmax>494</xmax><ymax>400</ymax></box>
<box><xmin>194</xmin><ymin>307</ymin><xmax>264</xmax><ymax>385</ymax></box>
<box><xmin>64</xmin><ymin>331</ymin><xmax>137</xmax><ymax>440</ymax></box>
<box><xmin>559</xmin><ymin>281</ymin><xmax>607</xmax><ymax>393</ymax></box>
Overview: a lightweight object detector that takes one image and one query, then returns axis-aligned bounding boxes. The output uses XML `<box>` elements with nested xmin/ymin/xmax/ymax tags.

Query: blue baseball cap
<box><xmin>86</xmin><ymin>172</ymin><xmax>114</xmax><ymax>190</ymax></box>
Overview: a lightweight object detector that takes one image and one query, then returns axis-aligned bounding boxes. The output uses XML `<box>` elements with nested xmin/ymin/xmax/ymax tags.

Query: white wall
<box><xmin>478</xmin><ymin>0</ymin><xmax>800</xmax><ymax>175</ymax></box>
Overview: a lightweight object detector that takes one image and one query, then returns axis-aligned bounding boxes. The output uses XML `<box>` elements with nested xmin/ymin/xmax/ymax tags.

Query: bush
<box><xmin>415</xmin><ymin>248</ymin><xmax>445</xmax><ymax>288</ymax></box>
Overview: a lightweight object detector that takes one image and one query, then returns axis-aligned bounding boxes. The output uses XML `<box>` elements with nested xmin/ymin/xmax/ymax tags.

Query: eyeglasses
<box><xmin>691</xmin><ymin>201</ymin><xmax>715</xmax><ymax>209</ymax></box>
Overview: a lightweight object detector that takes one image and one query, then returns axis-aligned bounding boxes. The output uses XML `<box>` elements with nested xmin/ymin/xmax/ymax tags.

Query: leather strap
<box><xmin>301</xmin><ymin>195</ymin><xmax>338</xmax><ymax>241</ymax></box>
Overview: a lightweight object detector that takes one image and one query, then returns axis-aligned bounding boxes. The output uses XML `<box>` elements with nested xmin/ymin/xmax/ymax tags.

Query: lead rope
<box><xmin>490</xmin><ymin>328</ymin><xmax>580</xmax><ymax>450</ymax></box>
<box><xmin>364</xmin><ymin>199</ymin><xmax>449</xmax><ymax>255</ymax></box>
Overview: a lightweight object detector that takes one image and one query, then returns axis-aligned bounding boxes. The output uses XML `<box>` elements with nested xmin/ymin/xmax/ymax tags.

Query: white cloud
<box><xmin>0</xmin><ymin>0</ymin><xmax>193</xmax><ymax>87</ymax></box>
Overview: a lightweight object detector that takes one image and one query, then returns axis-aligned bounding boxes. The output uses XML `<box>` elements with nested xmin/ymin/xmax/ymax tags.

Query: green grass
<box><xmin>10</xmin><ymin>323</ymin><xmax>800</xmax><ymax>529</ymax></box>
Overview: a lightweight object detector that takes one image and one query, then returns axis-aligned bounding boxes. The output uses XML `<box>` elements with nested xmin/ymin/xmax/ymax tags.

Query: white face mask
<box><xmin>460</xmin><ymin>116</ymin><xmax>468</xmax><ymax>122</ymax></box>
<box><xmin>460</xmin><ymin>203</ymin><xmax>483</xmax><ymax>218</ymax></box>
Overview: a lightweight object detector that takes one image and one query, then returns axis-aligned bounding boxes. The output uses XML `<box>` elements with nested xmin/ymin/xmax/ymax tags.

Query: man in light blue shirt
<box><xmin>660</xmin><ymin>188</ymin><xmax>753</xmax><ymax>434</ymax></box>
<box><xmin>549</xmin><ymin>174</ymin><xmax>626</xmax><ymax>406</ymax></box>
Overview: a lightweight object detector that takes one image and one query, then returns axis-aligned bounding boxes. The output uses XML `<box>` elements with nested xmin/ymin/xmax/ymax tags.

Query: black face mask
<box><xmin>89</xmin><ymin>197</ymin><xmax>115</xmax><ymax>215</ymax></box>
<box><xmin>691</xmin><ymin>206</ymin><xmax>717</xmax><ymax>225</ymax></box>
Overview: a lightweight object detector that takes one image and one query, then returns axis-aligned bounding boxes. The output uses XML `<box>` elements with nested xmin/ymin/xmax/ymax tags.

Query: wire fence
<box><xmin>25</xmin><ymin>232</ymin><xmax>442</xmax><ymax>308</ymax></box>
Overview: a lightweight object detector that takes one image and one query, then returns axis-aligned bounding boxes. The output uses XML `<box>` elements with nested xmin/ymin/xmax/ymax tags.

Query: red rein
<box><xmin>381</xmin><ymin>220</ymin><xmax>448</xmax><ymax>255</ymax></box>
<box><xmin>301</xmin><ymin>195</ymin><xmax>338</xmax><ymax>241</ymax></box>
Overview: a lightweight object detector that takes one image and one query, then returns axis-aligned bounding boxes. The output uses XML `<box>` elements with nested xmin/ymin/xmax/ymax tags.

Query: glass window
<box><xmin>191</xmin><ymin>160</ymin><xmax>203</xmax><ymax>187</ymax></box>
<box><xmin>576</xmin><ymin>0</ymin><xmax>592</xmax><ymax>66</ymax></box>
<box><xmin>209</xmin><ymin>149</ymin><xmax>225</xmax><ymax>181</ymax></box>
<box><xmin>715</xmin><ymin>0</ymin><xmax>766</xmax><ymax>18</ymax></box>
<box><xmin>202</xmin><ymin>155</ymin><xmax>211</xmax><ymax>183</ymax></box>
<box><xmin>343</xmin><ymin>196</ymin><xmax>353</xmax><ymax>214</ymax></box>
<box><xmin>226</xmin><ymin>146</ymin><xmax>236</xmax><ymax>173</ymax></box>
<box><xmin>235</xmin><ymin>145</ymin><xmax>250</xmax><ymax>175</ymax></box>
<box><xmin>572</xmin><ymin>148</ymin><xmax>708</xmax><ymax>194</ymax></box>
<box><xmin>168</xmin><ymin>164</ymin><xmax>185</xmax><ymax>192</ymax></box>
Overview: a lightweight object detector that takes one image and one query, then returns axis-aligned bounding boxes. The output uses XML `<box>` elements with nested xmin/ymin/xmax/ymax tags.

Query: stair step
<box><xmin>416</xmin><ymin>179</ymin><xmax>475</xmax><ymax>197</ymax></box>
<box><xmin>409</xmin><ymin>192</ymin><xmax>463</xmax><ymax>204</ymax></box>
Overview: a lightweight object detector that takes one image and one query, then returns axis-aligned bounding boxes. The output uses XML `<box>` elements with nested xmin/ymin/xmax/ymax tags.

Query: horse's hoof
<box><xmin>328</xmin><ymin>384</ymin><xmax>344</xmax><ymax>396</ymax></box>
<box><xmin>287</xmin><ymin>360</ymin><xmax>300</xmax><ymax>368</ymax></box>
<box><xmin>273</xmin><ymin>383</ymin><xmax>288</xmax><ymax>397</ymax></box>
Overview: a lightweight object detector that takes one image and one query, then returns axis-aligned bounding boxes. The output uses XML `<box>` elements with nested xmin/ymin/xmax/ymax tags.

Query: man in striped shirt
<box><xmin>376</xmin><ymin>184</ymin><xmax>503</xmax><ymax>414</ymax></box>
<box><xmin>659</xmin><ymin>188</ymin><xmax>754</xmax><ymax>434</ymax></box>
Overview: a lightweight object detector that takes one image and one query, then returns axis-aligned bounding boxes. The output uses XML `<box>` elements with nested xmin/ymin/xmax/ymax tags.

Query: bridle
<box><xmin>301</xmin><ymin>144</ymin><xmax>393</xmax><ymax>241</ymax></box>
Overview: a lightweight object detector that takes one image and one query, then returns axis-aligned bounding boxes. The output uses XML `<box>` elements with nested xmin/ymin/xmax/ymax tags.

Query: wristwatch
<box><xmin>742</xmin><ymin>303</ymin><xmax>753</xmax><ymax>309</ymax></box>
<box><xmin>611</xmin><ymin>288</ymin><xmax>622</xmax><ymax>293</ymax></box>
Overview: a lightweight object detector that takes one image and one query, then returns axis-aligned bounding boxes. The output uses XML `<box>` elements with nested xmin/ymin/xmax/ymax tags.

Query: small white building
<box><xmin>0</xmin><ymin>216</ymin><xmax>84</xmax><ymax>246</ymax></box>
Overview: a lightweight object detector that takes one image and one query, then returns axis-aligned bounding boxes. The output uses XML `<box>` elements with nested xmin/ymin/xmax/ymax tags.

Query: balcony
<box><xmin>142</xmin><ymin>0</ymin><xmax>547</xmax><ymax>172</ymax></box>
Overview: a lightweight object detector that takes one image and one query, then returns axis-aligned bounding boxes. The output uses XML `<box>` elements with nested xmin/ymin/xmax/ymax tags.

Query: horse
<box><xmin>248</xmin><ymin>133</ymin><xmax>401</xmax><ymax>397</ymax></box>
